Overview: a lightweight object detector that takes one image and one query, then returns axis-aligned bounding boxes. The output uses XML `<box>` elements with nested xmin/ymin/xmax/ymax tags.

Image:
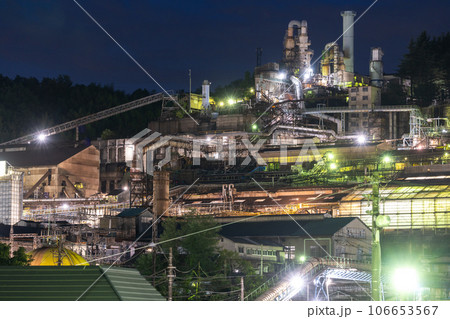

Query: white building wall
<box><xmin>0</xmin><ymin>171</ymin><xmax>23</xmax><ymax>225</ymax></box>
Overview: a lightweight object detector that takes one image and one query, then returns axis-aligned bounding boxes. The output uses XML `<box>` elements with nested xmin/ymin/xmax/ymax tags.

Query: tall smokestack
<box><xmin>341</xmin><ymin>11</ymin><xmax>356</xmax><ymax>73</ymax></box>
<box><xmin>370</xmin><ymin>47</ymin><xmax>384</xmax><ymax>88</ymax></box>
<box><xmin>202</xmin><ymin>80</ymin><xmax>211</xmax><ymax>110</ymax></box>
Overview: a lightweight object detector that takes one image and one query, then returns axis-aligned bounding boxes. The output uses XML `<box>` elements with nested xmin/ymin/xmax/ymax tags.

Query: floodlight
<box><xmin>393</xmin><ymin>268</ymin><xmax>419</xmax><ymax>292</ymax></box>
<box><xmin>357</xmin><ymin>135</ymin><xmax>366</xmax><ymax>144</ymax></box>
<box><xmin>277</xmin><ymin>72</ymin><xmax>287</xmax><ymax>80</ymax></box>
<box><xmin>290</xmin><ymin>276</ymin><xmax>303</xmax><ymax>289</ymax></box>
<box><xmin>38</xmin><ymin>133</ymin><xmax>47</xmax><ymax>142</ymax></box>
<box><xmin>329</xmin><ymin>163</ymin><xmax>337</xmax><ymax>170</ymax></box>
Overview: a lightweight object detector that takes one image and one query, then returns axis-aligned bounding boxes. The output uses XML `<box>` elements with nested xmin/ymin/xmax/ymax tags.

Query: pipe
<box><xmin>290</xmin><ymin>76</ymin><xmax>304</xmax><ymax>106</ymax></box>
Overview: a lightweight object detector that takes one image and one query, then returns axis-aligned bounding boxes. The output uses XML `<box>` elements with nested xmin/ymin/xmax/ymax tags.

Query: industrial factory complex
<box><xmin>0</xmin><ymin>10</ymin><xmax>449</xmax><ymax>302</ymax></box>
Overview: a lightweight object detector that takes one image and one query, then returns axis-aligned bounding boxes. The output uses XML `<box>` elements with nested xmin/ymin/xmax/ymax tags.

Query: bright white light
<box><xmin>290</xmin><ymin>276</ymin><xmax>303</xmax><ymax>289</ymax></box>
<box><xmin>61</xmin><ymin>203</ymin><xmax>69</xmax><ymax>209</ymax></box>
<box><xmin>206</xmin><ymin>136</ymin><xmax>212</xmax><ymax>142</ymax></box>
<box><xmin>277</xmin><ymin>72</ymin><xmax>287</xmax><ymax>80</ymax></box>
<box><xmin>357</xmin><ymin>135</ymin><xmax>366</xmax><ymax>144</ymax></box>
<box><xmin>303</xmin><ymin>68</ymin><xmax>313</xmax><ymax>81</ymax></box>
<box><xmin>38</xmin><ymin>133</ymin><xmax>47</xmax><ymax>142</ymax></box>
<box><xmin>443</xmin><ymin>129</ymin><xmax>447</xmax><ymax>133</ymax></box>
<box><xmin>393</xmin><ymin>268</ymin><xmax>419</xmax><ymax>292</ymax></box>
<box><xmin>122</xmin><ymin>185</ymin><xmax>128</xmax><ymax>191</ymax></box>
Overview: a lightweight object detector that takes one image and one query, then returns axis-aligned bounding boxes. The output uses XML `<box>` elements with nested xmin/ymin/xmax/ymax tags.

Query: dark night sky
<box><xmin>0</xmin><ymin>0</ymin><xmax>449</xmax><ymax>93</ymax></box>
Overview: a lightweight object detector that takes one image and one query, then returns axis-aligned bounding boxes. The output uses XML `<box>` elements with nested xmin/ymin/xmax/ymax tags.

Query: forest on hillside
<box><xmin>398</xmin><ymin>31</ymin><xmax>450</xmax><ymax>107</ymax></box>
<box><xmin>0</xmin><ymin>75</ymin><xmax>161</xmax><ymax>144</ymax></box>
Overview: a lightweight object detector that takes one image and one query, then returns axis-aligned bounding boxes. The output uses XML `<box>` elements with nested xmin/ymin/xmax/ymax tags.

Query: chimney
<box><xmin>370</xmin><ymin>47</ymin><xmax>384</xmax><ymax>88</ymax></box>
<box><xmin>202</xmin><ymin>80</ymin><xmax>211</xmax><ymax>110</ymax></box>
<box><xmin>341</xmin><ymin>11</ymin><xmax>356</xmax><ymax>73</ymax></box>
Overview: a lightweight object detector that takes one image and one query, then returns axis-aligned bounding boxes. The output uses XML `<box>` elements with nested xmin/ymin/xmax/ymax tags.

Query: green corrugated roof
<box><xmin>0</xmin><ymin>266</ymin><xmax>119</xmax><ymax>301</ymax></box>
<box><xmin>0</xmin><ymin>266</ymin><xmax>165</xmax><ymax>301</ymax></box>
<box><xmin>101</xmin><ymin>266</ymin><xmax>166</xmax><ymax>301</ymax></box>
<box><xmin>117</xmin><ymin>208</ymin><xmax>149</xmax><ymax>218</ymax></box>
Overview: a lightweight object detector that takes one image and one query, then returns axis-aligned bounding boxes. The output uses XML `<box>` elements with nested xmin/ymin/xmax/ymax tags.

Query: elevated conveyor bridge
<box><xmin>249</xmin><ymin>257</ymin><xmax>377</xmax><ymax>301</ymax></box>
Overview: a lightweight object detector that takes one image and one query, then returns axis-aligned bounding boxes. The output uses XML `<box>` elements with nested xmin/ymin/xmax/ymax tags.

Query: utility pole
<box><xmin>240</xmin><ymin>276</ymin><xmax>245</xmax><ymax>301</ymax></box>
<box><xmin>9</xmin><ymin>222</ymin><xmax>14</xmax><ymax>258</ymax></box>
<box><xmin>371</xmin><ymin>174</ymin><xmax>382</xmax><ymax>301</ymax></box>
<box><xmin>168</xmin><ymin>247</ymin><xmax>175</xmax><ymax>301</ymax></box>
<box><xmin>189</xmin><ymin>69</ymin><xmax>192</xmax><ymax>112</ymax></box>
<box><xmin>260</xmin><ymin>244</ymin><xmax>263</xmax><ymax>276</ymax></box>
<box><xmin>57</xmin><ymin>237</ymin><xmax>63</xmax><ymax>266</ymax></box>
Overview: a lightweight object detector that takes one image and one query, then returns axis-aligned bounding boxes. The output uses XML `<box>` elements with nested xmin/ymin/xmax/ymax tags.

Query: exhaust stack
<box><xmin>341</xmin><ymin>11</ymin><xmax>356</xmax><ymax>73</ymax></box>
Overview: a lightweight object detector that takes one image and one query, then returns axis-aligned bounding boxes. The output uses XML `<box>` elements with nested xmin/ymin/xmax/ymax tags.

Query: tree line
<box><xmin>0</xmin><ymin>74</ymin><xmax>161</xmax><ymax>144</ymax></box>
<box><xmin>398</xmin><ymin>31</ymin><xmax>450</xmax><ymax>107</ymax></box>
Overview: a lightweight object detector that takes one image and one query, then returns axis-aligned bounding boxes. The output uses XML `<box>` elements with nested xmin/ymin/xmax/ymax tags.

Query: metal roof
<box><xmin>0</xmin><ymin>145</ymin><xmax>92</xmax><ymax>167</ymax></box>
<box><xmin>0</xmin><ymin>266</ymin><xmax>165</xmax><ymax>301</ymax></box>
<box><xmin>117</xmin><ymin>207</ymin><xmax>150</xmax><ymax>218</ymax></box>
<box><xmin>100</xmin><ymin>266</ymin><xmax>166</xmax><ymax>301</ymax></box>
<box><xmin>220</xmin><ymin>217</ymin><xmax>361</xmax><ymax>237</ymax></box>
<box><xmin>342</xmin><ymin>184</ymin><xmax>450</xmax><ymax>201</ymax></box>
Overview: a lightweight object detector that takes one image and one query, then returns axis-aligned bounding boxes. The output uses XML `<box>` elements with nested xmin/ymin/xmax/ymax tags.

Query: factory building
<box><xmin>347</xmin><ymin>85</ymin><xmax>381</xmax><ymax>135</ymax></box>
<box><xmin>0</xmin><ymin>145</ymin><xmax>100</xmax><ymax>199</ymax></box>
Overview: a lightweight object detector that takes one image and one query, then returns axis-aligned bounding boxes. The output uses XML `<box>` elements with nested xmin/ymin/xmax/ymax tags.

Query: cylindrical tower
<box><xmin>153</xmin><ymin>171</ymin><xmax>169</xmax><ymax>218</ymax></box>
<box><xmin>202</xmin><ymin>80</ymin><xmax>211</xmax><ymax>110</ymax></box>
<box><xmin>370</xmin><ymin>47</ymin><xmax>384</xmax><ymax>88</ymax></box>
<box><xmin>341</xmin><ymin>11</ymin><xmax>356</xmax><ymax>73</ymax></box>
